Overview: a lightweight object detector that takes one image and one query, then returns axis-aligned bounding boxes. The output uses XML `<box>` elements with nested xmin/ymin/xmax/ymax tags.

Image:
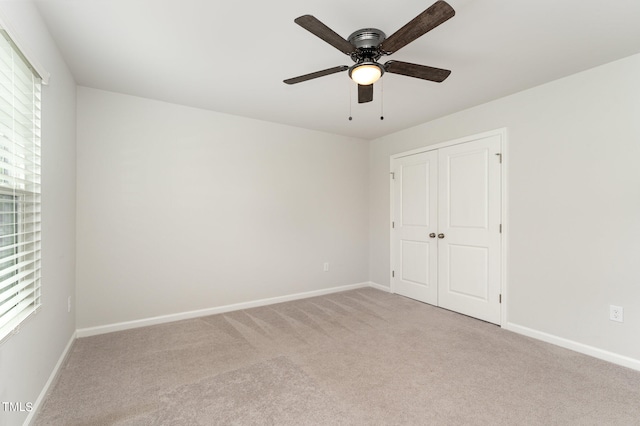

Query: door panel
<box><xmin>401</xmin><ymin>162</ymin><xmax>429</xmax><ymax>227</ymax></box>
<box><xmin>448</xmin><ymin>244</ymin><xmax>488</xmax><ymax>300</ymax></box>
<box><xmin>401</xmin><ymin>240</ymin><xmax>429</xmax><ymax>285</ymax></box>
<box><xmin>448</xmin><ymin>149</ymin><xmax>488</xmax><ymax>229</ymax></box>
<box><xmin>391</xmin><ymin>151</ymin><xmax>438</xmax><ymax>305</ymax></box>
<box><xmin>438</xmin><ymin>135</ymin><xmax>501</xmax><ymax>324</ymax></box>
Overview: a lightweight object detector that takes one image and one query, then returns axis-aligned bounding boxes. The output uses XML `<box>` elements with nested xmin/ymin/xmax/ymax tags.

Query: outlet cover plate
<box><xmin>610</xmin><ymin>305</ymin><xmax>623</xmax><ymax>322</ymax></box>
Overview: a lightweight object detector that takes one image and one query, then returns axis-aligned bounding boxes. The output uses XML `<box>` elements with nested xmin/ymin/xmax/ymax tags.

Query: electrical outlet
<box><xmin>323</xmin><ymin>262</ymin><xmax>329</xmax><ymax>272</ymax></box>
<box><xmin>68</xmin><ymin>296</ymin><xmax>71</xmax><ymax>313</ymax></box>
<box><xmin>609</xmin><ymin>305</ymin><xmax>623</xmax><ymax>322</ymax></box>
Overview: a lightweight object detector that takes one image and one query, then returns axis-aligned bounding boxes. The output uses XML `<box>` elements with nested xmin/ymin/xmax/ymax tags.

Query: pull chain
<box><xmin>380</xmin><ymin>78</ymin><xmax>384</xmax><ymax>121</ymax></box>
<box><xmin>348</xmin><ymin>81</ymin><xmax>353</xmax><ymax>121</ymax></box>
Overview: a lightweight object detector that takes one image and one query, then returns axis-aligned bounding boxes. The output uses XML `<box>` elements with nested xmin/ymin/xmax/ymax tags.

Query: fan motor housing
<box><xmin>348</xmin><ymin>28</ymin><xmax>386</xmax><ymax>50</ymax></box>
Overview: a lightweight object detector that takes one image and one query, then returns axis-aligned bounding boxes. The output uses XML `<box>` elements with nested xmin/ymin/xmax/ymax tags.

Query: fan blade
<box><xmin>384</xmin><ymin>60</ymin><xmax>451</xmax><ymax>82</ymax></box>
<box><xmin>294</xmin><ymin>15</ymin><xmax>355</xmax><ymax>55</ymax></box>
<box><xmin>284</xmin><ymin>65</ymin><xmax>349</xmax><ymax>85</ymax></box>
<box><xmin>358</xmin><ymin>84</ymin><xmax>373</xmax><ymax>103</ymax></box>
<box><xmin>380</xmin><ymin>1</ymin><xmax>455</xmax><ymax>54</ymax></box>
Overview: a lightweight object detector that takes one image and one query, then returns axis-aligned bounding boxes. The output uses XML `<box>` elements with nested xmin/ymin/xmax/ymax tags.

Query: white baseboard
<box><xmin>368</xmin><ymin>281</ymin><xmax>391</xmax><ymax>293</ymax></box>
<box><xmin>24</xmin><ymin>331</ymin><xmax>76</xmax><ymax>426</ymax></box>
<box><xmin>76</xmin><ymin>282</ymin><xmax>375</xmax><ymax>338</ymax></box>
<box><xmin>505</xmin><ymin>322</ymin><xmax>640</xmax><ymax>372</ymax></box>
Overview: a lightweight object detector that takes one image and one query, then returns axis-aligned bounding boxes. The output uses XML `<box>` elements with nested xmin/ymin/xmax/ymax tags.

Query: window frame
<box><xmin>0</xmin><ymin>25</ymin><xmax>43</xmax><ymax>343</ymax></box>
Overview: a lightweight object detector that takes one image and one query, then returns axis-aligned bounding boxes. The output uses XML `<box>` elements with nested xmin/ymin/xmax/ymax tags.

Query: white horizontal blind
<box><xmin>0</xmin><ymin>29</ymin><xmax>42</xmax><ymax>342</ymax></box>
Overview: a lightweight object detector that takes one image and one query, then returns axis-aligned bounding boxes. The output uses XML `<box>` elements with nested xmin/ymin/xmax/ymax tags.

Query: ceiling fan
<box><xmin>284</xmin><ymin>0</ymin><xmax>455</xmax><ymax>104</ymax></box>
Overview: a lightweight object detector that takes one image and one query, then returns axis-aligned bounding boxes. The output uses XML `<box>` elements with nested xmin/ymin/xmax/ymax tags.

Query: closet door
<box><xmin>437</xmin><ymin>135</ymin><xmax>502</xmax><ymax>324</ymax></box>
<box><xmin>391</xmin><ymin>151</ymin><xmax>438</xmax><ymax>305</ymax></box>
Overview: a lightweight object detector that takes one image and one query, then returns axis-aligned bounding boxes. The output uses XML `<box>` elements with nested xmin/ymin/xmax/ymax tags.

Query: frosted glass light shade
<box><xmin>349</xmin><ymin>63</ymin><xmax>383</xmax><ymax>85</ymax></box>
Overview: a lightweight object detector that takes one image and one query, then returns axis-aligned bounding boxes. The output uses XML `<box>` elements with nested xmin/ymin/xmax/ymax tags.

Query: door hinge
<box><xmin>495</xmin><ymin>153</ymin><xmax>502</xmax><ymax>163</ymax></box>
<box><xmin>392</xmin><ymin>270</ymin><xmax>395</xmax><ymax>278</ymax></box>
<box><xmin>499</xmin><ymin>294</ymin><xmax>502</xmax><ymax>304</ymax></box>
<box><xmin>499</xmin><ymin>224</ymin><xmax>502</xmax><ymax>233</ymax></box>
<box><xmin>390</xmin><ymin>172</ymin><xmax>395</xmax><ymax>180</ymax></box>
<box><xmin>392</xmin><ymin>221</ymin><xmax>395</xmax><ymax>229</ymax></box>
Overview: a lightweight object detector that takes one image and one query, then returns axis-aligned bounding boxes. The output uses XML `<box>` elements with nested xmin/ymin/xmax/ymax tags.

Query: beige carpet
<box><xmin>35</xmin><ymin>288</ymin><xmax>640</xmax><ymax>425</ymax></box>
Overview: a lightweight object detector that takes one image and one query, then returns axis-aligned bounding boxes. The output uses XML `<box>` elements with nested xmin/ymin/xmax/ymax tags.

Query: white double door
<box><xmin>391</xmin><ymin>134</ymin><xmax>502</xmax><ymax>324</ymax></box>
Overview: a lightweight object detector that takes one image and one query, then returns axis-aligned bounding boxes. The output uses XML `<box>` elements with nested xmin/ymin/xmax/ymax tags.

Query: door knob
<box><xmin>438</xmin><ymin>233</ymin><xmax>445</xmax><ymax>239</ymax></box>
<box><xmin>429</xmin><ymin>233</ymin><xmax>436</xmax><ymax>238</ymax></box>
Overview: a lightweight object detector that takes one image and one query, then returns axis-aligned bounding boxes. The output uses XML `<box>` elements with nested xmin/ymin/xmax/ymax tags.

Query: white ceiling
<box><xmin>34</xmin><ymin>0</ymin><xmax>640</xmax><ymax>140</ymax></box>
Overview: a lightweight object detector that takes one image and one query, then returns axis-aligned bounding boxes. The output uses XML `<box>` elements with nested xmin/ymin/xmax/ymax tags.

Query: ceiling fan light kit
<box><xmin>284</xmin><ymin>0</ymin><xmax>456</xmax><ymax>104</ymax></box>
<box><xmin>349</xmin><ymin>62</ymin><xmax>384</xmax><ymax>85</ymax></box>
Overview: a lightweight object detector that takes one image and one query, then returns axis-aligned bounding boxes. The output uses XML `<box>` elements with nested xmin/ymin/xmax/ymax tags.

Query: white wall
<box><xmin>76</xmin><ymin>87</ymin><xmax>369</xmax><ymax>330</ymax></box>
<box><xmin>369</xmin><ymin>53</ymin><xmax>640</xmax><ymax>363</ymax></box>
<box><xmin>0</xmin><ymin>2</ymin><xmax>77</xmax><ymax>426</ymax></box>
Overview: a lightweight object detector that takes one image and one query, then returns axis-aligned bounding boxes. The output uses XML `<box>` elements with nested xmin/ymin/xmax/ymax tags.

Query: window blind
<box><xmin>0</xmin><ymin>29</ymin><xmax>42</xmax><ymax>342</ymax></box>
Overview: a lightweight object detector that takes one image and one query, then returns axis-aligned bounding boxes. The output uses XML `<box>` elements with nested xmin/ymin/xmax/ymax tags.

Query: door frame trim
<box><xmin>389</xmin><ymin>128</ymin><xmax>508</xmax><ymax>327</ymax></box>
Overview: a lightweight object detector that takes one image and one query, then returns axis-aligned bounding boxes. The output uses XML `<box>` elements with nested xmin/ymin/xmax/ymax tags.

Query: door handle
<box><xmin>438</xmin><ymin>233</ymin><xmax>445</xmax><ymax>239</ymax></box>
<box><xmin>429</xmin><ymin>233</ymin><xmax>436</xmax><ymax>238</ymax></box>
